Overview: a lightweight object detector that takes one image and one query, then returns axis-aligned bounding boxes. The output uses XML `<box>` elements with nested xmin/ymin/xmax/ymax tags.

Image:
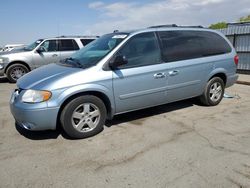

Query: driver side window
<box><xmin>117</xmin><ymin>32</ymin><xmax>161</xmax><ymax>69</ymax></box>
<box><xmin>40</xmin><ymin>40</ymin><xmax>58</xmax><ymax>52</ymax></box>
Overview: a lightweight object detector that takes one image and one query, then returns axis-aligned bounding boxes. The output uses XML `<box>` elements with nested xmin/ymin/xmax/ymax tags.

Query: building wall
<box><xmin>218</xmin><ymin>23</ymin><xmax>250</xmax><ymax>71</ymax></box>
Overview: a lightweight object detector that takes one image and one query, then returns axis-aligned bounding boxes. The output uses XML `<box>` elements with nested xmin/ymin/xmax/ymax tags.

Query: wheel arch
<box><xmin>56</xmin><ymin>90</ymin><xmax>114</xmax><ymax>129</ymax></box>
<box><xmin>207</xmin><ymin>69</ymin><xmax>227</xmax><ymax>85</ymax></box>
<box><xmin>209</xmin><ymin>73</ymin><xmax>227</xmax><ymax>85</ymax></box>
<box><xmin>5</xmin><ymin>61</ymin><xmax>31</xmax><ymax>73</ymax></box>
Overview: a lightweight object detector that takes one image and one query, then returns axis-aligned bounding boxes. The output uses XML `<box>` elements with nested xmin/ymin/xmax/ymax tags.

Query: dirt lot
<box><xmin>0</xmin><ymin>76</ymin><xmax>250</xmax><ymax>188</ymax></box>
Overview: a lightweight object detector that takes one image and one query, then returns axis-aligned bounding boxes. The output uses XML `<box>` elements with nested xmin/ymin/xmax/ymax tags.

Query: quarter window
<box><xmin>158</xmin><ymin>31</ymin><xmax>232</xmax><ymax>62</ymax></box>
<box><xmin>117</xmin><ymin>32</ymin><xmax>161</xmax><ymax>69</ymax></box>
<box><xmin>80</xmin><ymin>39</ymin><xmax>95</xmax><ymax>46</ymax></box>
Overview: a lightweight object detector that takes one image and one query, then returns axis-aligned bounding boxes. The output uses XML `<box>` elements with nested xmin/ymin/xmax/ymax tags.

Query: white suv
<box><xmin>0</xmin><ymin>36</ymin><xmax>98</xmax><ymax>82</ymax></box>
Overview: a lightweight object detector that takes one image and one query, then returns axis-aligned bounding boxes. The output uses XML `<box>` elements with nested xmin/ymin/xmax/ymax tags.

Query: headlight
<box><xmin>22</xmin><ymin>90</ymin><xmax>52</xmax><ymax>103</ymax></box>
<box><xmin>0</xmin><ymin>57</ymin><xmax>9</xmax><ymax>64</ymax></box>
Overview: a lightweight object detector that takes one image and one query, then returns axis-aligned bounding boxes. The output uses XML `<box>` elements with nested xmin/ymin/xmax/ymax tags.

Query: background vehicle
<box><xmin>10</xmin><ymin>25</ymin><xmax>238</xmax><ymax>139</ymax></box>
<box><xmin>0</xmin><ymin>36</ymin><xmax>98</xmax><ymax>82</ymax></box>
<box><xmin>0</xmin><ymin>44</ymin><xmax>26</xmax><ymax>52</ymax></box>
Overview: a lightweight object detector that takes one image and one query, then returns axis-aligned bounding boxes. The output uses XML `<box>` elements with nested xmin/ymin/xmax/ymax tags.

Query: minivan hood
<box><xmin>17</xmin><ymin>63</ymin><xmax>83</xmax><ymax>90</ymax></box>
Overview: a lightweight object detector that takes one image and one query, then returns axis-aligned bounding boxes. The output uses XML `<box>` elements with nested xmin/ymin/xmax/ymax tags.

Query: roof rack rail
<box><xmin>56</xmin><ymin>35</ymin><xmax>99</xmax><ymax>38</ymax></box>
<box><xmin>178</xmin><ymin>25</ymin><xmax>204</xmax><ymax>28</ymax></box>
<box><xmin>148</xmin><ymin>24</ymin><xmax>204</xmax><ymax>29</ymax></box>
<box><xmin>148</xmin><ymin>24</ymin><xmax>178</xmax><ymax>28</ymax></box>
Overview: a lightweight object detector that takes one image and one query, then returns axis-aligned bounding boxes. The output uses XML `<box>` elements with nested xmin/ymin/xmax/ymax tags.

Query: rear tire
<box><xmin>6</xmin><ymin>63</ymin><xmax>29</xmax><ymax>83</ymax></box>
<box><xmin>60</xmin><ymin>95</ymin><xmax>107</xmax><ymax>139</ymax></box>
<box><xmin>199</xmin><ymin>77</ymin><xmax>225</xmax><ymax>106</ymax></box>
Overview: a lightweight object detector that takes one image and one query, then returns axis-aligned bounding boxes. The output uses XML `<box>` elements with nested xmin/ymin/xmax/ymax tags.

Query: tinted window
<box><xmin>59</xmin><ymin>39</ymin><xmax>79</xmax><ymax>51</ymax></box>
<box><xmin>40</xmin><ymin>40</ymin><xmax>58</xmax><ymax>52</ymax></box>
<box><xmin>81</xmin><ymin>39</ymin><xmax>95</xmax><ymax>46</ymax></box>
<box><xmin>117</xmin><ymin>32</ymin><xmax>161</xmax><ymax>69</ymax></box>
<box><xmin>158</xmin><ymin>31</ymin><xmax>232</xmax><ymax>62</ymax></box>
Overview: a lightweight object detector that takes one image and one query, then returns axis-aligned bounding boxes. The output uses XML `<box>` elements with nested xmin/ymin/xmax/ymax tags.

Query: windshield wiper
<box><xmin>64</xmin><ymin>57</ymin><xmax>83</xmax><ymax>68</ymax></box>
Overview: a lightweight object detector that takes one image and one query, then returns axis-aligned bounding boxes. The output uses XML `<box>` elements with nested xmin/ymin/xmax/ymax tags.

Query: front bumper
<box><xmin>0</xmin><ymin>64</ymin><xmax>4</xmax><ymax>76</ymax></box>
<box><xmin>9</xmin><ymin>93</ymin><xmax>60</xmax><ymax>131</ymax></box>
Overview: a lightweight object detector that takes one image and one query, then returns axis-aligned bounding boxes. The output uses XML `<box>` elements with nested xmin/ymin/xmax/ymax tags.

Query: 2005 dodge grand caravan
<box><xmin>10</xmin><ymin>25</ymin><xmax>239</xmax><ymax>139</ymax></box>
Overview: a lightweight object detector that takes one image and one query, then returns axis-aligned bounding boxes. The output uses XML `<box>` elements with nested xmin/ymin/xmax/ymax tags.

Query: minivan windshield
<box><xmin>61</xmin><ymin>33</ymin><xmax>128</xmax><ymax>68</ymax></box>
<box><xmin>24</xmin><ymin>39</ymin><xmax>44</xmax><ymax>51</ymax></box>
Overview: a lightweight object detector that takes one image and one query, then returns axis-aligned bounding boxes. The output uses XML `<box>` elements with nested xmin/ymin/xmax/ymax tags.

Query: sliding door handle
<box><xmin>154</xmin><ymin>73</ymin><xmax>166</xmax><ymax>79</ymax></box>
<box><xmin>168</xmin><ymin>70</ymin><xmax>179</xmax><ymax>76</ymax></box>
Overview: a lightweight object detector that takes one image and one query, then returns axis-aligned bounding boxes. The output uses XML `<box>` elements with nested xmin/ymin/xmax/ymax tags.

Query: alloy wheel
<box><xmin>209</xmin><ymin>82</ymin><xmax>223</xmax><ymax>102</ymax></box>
<box><xmin>71</xmin><ymin>103</ymin><xmax>100</xmax><ymax>133</ymax></box>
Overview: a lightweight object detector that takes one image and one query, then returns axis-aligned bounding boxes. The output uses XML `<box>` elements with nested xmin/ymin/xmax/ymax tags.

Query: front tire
<box><xmin>199</xmin><ymin>77</ymin><xmax>225</xmax><ymax>106</ymax></box>
<box><xmin>60</xmin><ymin>95</ymin><xmax>107</xmax><ymax>139</ymax></box>
<box><xmin>6</xmin><ymin>63</ymin><xmax>29</xmax><ymax>83</ymax></box>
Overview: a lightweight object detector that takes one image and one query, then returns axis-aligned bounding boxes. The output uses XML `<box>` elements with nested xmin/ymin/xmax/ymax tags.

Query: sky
<box><xmin>0</xmin><ymin>0</ymin><xmax>249</xmax><ymax>47</ymax></box>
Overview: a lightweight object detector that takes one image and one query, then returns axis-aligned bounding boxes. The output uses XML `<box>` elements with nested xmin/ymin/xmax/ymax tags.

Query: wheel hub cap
<box><xmin>71</xmin><ymin>103</ymin><xmax>100</xmax><ymax>133</ymax></box>
<box><xmin>209</xmin><ymin>82</ymin><xmax>222</xmax><ymax>102</ymax></box>
<box><xmin>11</xmin><ymin>67</ymin><xmax>26</xmax><ymax>80</ymax></box>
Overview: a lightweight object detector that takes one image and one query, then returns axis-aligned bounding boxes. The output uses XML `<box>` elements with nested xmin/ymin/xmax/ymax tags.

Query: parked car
<box><xmin>10</xmin><ymin>25</ymin><xmax>238</xmax><ymax>139</ymax></box>
<box><xmin>0</xmin><ymin>36</ymin><xmax>98</xmax><ymax>82</ymax></box>
<box><xmin>0</xmin><ymin>44</ymin><xmax>26</xmax><ymax>52</ymax></box>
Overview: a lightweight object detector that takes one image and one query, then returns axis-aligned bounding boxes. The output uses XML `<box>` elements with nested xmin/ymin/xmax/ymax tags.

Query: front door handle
<box><xmin>154</xmin><ymin>73</ymin><xmax>166</xmax><ymax>79</ymax></box>
<box><xmin>168</xmin><ymin>70</ymin><xmax>179</xmax><ymax>76</ymax></box>
<box><xmin>52</xmin><ymin>54</ymin><xmax>58</xmax><ymax>57</ymax></box>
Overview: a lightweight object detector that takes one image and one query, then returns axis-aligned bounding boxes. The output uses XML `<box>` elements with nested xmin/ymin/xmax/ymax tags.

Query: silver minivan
<box><xmin>10</xmin><ymin>26</ymin><xmax>238</xmax><ymax>139</ymax></box>
<box><xmin>0</xmin><ymin>36</ymin><xmax>98</xmax><ymax>82</ymax></box>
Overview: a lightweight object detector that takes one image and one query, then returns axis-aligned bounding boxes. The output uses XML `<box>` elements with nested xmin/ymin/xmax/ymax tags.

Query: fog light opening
<box><xmin>21</xmin><ymin>122</ymin><xmax>35</xmax><ymax>130</ymax></box>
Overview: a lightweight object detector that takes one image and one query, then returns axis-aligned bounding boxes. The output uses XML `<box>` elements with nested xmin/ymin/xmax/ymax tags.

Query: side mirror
<box><xmin>36</xmin><ymin>46</ymin><xmax>46</xmax><ymax>53</ymax></box>
<box><xmin>109</xmin><ymin>55</ymin><xmax>128</xmax><ymax>69</ymax></box>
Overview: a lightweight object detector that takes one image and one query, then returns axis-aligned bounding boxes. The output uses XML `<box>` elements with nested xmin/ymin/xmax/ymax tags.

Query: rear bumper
<box><xmin>226</xmin><ymin>74</ymin><xmax>239</xmax><ymax>88</ymax></box>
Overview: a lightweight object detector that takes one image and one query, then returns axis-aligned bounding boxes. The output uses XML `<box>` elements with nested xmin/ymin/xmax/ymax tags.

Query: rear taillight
<box><xmin>234</xmin><ymin>55</ymin><xmax>239</xmax><ymax>66</ymax></box>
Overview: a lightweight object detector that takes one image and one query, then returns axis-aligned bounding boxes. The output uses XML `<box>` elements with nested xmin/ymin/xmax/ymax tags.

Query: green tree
<box><xmin>209</xmin><ymin>22</ymin><xmax>227</xmax><ymax>29</ymax></box>
<box><xmin>239</xmin><ymin>15</ymin><xmax>250</xmax><ymax>22</ymax></box>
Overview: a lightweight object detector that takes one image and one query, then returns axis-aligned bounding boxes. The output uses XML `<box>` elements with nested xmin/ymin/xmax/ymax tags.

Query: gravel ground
<box><xmin>0</xmin><ymin>76</ymin><xmax>250</xmax><ymax>188</ymax></box>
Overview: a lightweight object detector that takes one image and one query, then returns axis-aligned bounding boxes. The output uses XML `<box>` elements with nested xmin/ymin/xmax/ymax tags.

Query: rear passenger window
<box><xmin>158</xmin><ymin>31</ymin><xmax>231</xmax><ymax>62</ymax></box>
<box><xmin>58</xmin><ymin>39</ymin><xmax>79</xmax><ymax>51</ymax></box>
<box><xmin>80</xmin><ymin>39</ymin><xmax>95</xmax><ymax>46</ymax></box>
<box><xmin>117</xmin><ymin>32</ymin><xmax>161</xmax><ymax>69</ymax></box>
